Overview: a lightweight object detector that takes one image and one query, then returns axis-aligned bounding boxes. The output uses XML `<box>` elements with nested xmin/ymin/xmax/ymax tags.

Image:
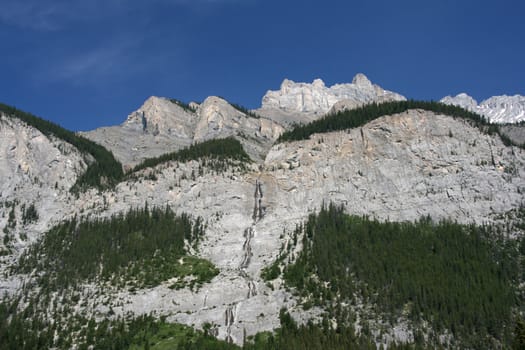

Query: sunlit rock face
<box><xmin>257</xmin><ymin>73</ymin><xmax>406</xmax><ymax>125</ymax></box>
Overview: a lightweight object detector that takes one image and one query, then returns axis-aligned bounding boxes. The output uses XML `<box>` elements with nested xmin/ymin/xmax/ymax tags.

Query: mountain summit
<box><xmin>441</xmin><ymin>93</ymin><xmax>525</xmax><ymax>123</ymax></box>
<box><xmin>257</xmin><ymin>74</ymin><xmax>406</xmax><ymax>124</ymax></box>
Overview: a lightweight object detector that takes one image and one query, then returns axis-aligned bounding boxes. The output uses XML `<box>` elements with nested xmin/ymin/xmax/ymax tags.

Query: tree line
<box><xmin>277</xmin><ymin>100</ymin><xmax>524</xmax><ymax>149</ymax></box>
<box><xmin>0</xmin><ymin>102</ymin><xmax>123</xmax><ymax>191</ymax></box>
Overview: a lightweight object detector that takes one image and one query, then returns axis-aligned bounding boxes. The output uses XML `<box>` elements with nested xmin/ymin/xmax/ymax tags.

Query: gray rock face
<box><xmin>257</xmin><ymin>73</ymin><xmax>406</xmax><ymax>125</ymax></box>
<box><xmin>441</xmin><ymin>93</ymin><xmax>525</xmax><ymax>124</ymax></box>
<box><xmin>82</xmin><ymin>96</ymin><xmax>284</xmax><ymax>167</ymax></box>
<box><xmin>193</xmin><ymin>96</ymin><xmax>284</xmax><ymax>162</ymax></box>
<box><xmin>75</xmin><ymin>109</ymin><xmax>523</xmax><ymax>344</ymax></box>
<box><xmin>264</xmin><ymin>109</ymin><xmax>525</xmax><ymax>224</ymax></box>
<box><xmin>2</xmin><ymin>105</ymin><xmax>525</xmax><ymax>345</ymax></box>
<box><xmin>500</xmin><ymin>124</ymin><xmax>525</xmax><ymax>146</ymax></box>
<box><xmin>0</xmin><ymin>114</ymin><xmax>87</xmax><ymax>294</ymax></box>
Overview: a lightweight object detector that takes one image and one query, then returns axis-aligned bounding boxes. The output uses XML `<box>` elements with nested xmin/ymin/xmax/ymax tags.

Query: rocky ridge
<box><xmin>441</xmin><ymin>93</ymin><xmax>525</xmax><ymax>124</ymax></box>
<box><xmin>82</xmin><ymin>96</ymin><xmax>284</xmax><ymax>167</ymax></box>
<box><xmin>256</xmin><ymin>73</ymin><xmax>406</xmax><ymax>125</ymax></box>
<box><xmin>0</xmin><ymin>114</ymin><xmax>87</xmax><ymax>246</ymax></box>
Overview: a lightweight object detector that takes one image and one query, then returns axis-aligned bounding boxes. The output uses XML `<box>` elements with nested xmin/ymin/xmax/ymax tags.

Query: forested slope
<box><xmin>278</xmin><ymin>100</ymin><xmax>524</xmax><ymax>149</ymax></box>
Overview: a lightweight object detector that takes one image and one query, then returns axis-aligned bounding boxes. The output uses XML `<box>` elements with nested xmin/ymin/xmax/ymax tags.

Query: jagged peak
<box><xmin>200</xmin><ymin>95</ymin><xmax>231</xmax><ymax>106</ymax></box>
<box><xmin>351</xmin><ymin>73</ymin><xmax>372</xmax><ymax>87</ymax></box>
<box><xmin>312</xmin><ymin>78</ymin><xmax>326</xmax><ymax>88</ymax></box>
<box><xmin>261</xmin><ymin>73</ymin><xmax>406</xmax><ymax>114</ymax></box>
<box><xmin>441</xmin><ymin>93</ymin><xmax>478</xmax><ymax>107</ymax></box>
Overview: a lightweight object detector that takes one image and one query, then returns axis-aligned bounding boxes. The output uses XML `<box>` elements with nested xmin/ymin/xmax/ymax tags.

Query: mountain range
<box><xmin>0</xmin><ymin>74</ymin><xmax>524</xmax><ymax>349</ymax></box>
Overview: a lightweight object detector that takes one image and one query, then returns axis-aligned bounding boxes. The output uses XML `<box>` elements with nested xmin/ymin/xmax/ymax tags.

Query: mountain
<box><xmin>81</xmin><ymin>96</ymin><xmax>283</xmax><ymax>168</ymax></box>
<box><xmin>441</xmin><ymin>93</ymin><xmax>525</xmax><ymax>124</ymax></box>
<box><xmin>1</xmin><ymin>76</ymin><xmax>525</xmax><ymax>349</ymax></box>
<box><xmin>256</xmin><ymin>73</ymin><xmax>406</xmax><ymax>125</ymax></box>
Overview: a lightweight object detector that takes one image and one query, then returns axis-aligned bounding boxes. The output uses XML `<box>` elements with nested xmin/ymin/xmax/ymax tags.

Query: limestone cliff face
<box><xmin>2</xmin><ymin>107</ymin><xmax>525</xmax><ymax>345</ymax></box>
<box><xmin>0</xmin><ymin>114</ymin><xmax>87</xmax><ymax>253</ymax></box>
<box><xmin>54</xmin><ymin>109</ymin><xmax>525</xmax><ymax>344</ymax></box>
<box><xmin>125</xmin><ymin>96</ymin><xmax>198</xmax><ymax>138</ymax></box>
<box><xmin>264</xmin><ymin>110</ymin><xmax>525</xmax><ymax>224</ymax></box>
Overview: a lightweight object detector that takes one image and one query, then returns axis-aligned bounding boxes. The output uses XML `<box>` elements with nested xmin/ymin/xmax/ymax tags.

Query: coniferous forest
<box><xmin>263</xmin><ymin>203</ymin><xmax>525</xmax><ymax>349</ymax></box>
<box><xmin>132</xmin><ymin>137</ymin><xmax>252</xmax><ymax>174</ymax></box>
<box><xmin>277</xmin><ymin>100</ymin><xmax>524</xmax><ymax>149</ymax></box>
<box><xmin>16</xmin><ymin>205</ymin><xmax>216</xmax><ymax>291</ymax></box>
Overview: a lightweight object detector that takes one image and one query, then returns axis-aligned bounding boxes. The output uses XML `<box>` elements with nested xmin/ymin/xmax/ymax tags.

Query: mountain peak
<box><xmin>351</xmin><ymin>73</ymin><xmax>372</xmax><ymax>87</ymax></box>
<box><xmin>440</xmin><ymin>93</ymin><xmax>525</xmax><ymax>123</ymax></box>
<box><xmin>440</xmin><ymin>93</ymin><xmax>478</xmax><ymax>111</ymax></box>
<box><xmin>260</xmin><ymin>73</ymin><xmax>405</xmax><ymax>115</ymax></box>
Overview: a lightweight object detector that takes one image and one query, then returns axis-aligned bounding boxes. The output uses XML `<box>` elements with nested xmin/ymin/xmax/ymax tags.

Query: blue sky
<box><xmin>1</xmin><ymin>0</ymin><xmax>523</xmax><ymax>131</ymax></box>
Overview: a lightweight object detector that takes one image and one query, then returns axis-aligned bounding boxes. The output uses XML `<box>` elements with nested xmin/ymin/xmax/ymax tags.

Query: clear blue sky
<box><xmin>1</xmin><ymin>0</ymin><xmax>523</xmax><ymax>131</ymax></box>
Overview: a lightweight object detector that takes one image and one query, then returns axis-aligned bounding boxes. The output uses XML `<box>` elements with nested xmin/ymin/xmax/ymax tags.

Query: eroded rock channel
<box><xmin>225</xmin><ymin>179</ymin><xmax>264</xmax><ymax>342</ymax></box>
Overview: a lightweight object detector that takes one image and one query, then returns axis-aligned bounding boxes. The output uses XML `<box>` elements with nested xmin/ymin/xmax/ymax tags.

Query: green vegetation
<box><xmin>16</xmin><ymin>205</ymin><xmax>217</xmax><ymax>290</ymax></box>
<box><xmin>0</xmin><ymin>300</ymin><xmax>239</xmax><ymax>350</ymax></box>
<box><xmin>166</xmin><ymin>256</ymin><xmax>219</xmax><ymax>291</ymax></box>
<box><xmin>230</xmin><ymin>103</ymin><xmax>260</xmax><ymax>119</ymax></box>
<box><xmin>21</xmin><ymin>203</ymin><xmax>38</xmax><ymax>225</ymax></box>
<box><xmin>132</xmin><ymin>137</ymin><xmax>251</xmax><ymax>173</ymax></box>
<box><xmin>272</xmin><ymin>203</ymin><xmax>523</xmax><ymax>348</ymax></box>
<box><xmin>170</xmin><ymin>98</ymin><xmax>197</xmax><ymax>113</ymax></box>
<box><xmin>277</xmin><ymin>100</ymin><xmax>524</xmax><ymax>149</ymax></box>
<box><xmin>0</xmin><ymin>297</ymin><xmax>416</xmax><ymax>350</ymax></box>
<box><xmin>0</xmin><ymin>102</ymin><xmax>123</xmax><ymax>190</ymax></box>
<box><xmin>242</xmin><ymin>309</ymin><xmax>376</xmax><ymax>350</ymax></box>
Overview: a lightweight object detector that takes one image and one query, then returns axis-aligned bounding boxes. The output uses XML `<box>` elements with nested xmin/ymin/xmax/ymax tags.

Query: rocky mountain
<box><xmin>256</xmin><ymin>73</ymin><xmax>406</xmax><ymax>125</ymax></box>
<box><xmin>1</xmin><ymin>77</ymin><xmax>525</xmax><ymax>349</ymax></box>
<box><xmin>82</xmin><ymin>96</ymin><xmax>283</xmax><ymax>168</ymax></box>
<box><xmin>441</xmin><ymin>93</ymin><xmax>525</xmax><ymax>124</ymax></box>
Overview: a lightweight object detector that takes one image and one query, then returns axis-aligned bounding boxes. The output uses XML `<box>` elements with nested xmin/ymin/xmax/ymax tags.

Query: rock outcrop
<box><xmin>0</xmin><ymin>113</ymin><xmax>87</xmax><ymax>295</ymax></box>
<box><xmin>68</xmin><ymin>109</ymin><xmax>524</xmax><ymax>344</ymax></box>
<box><xmin>264</xmin><ymin>109</ymin><xmax>525</xmax><ymax>224</ymax></box>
